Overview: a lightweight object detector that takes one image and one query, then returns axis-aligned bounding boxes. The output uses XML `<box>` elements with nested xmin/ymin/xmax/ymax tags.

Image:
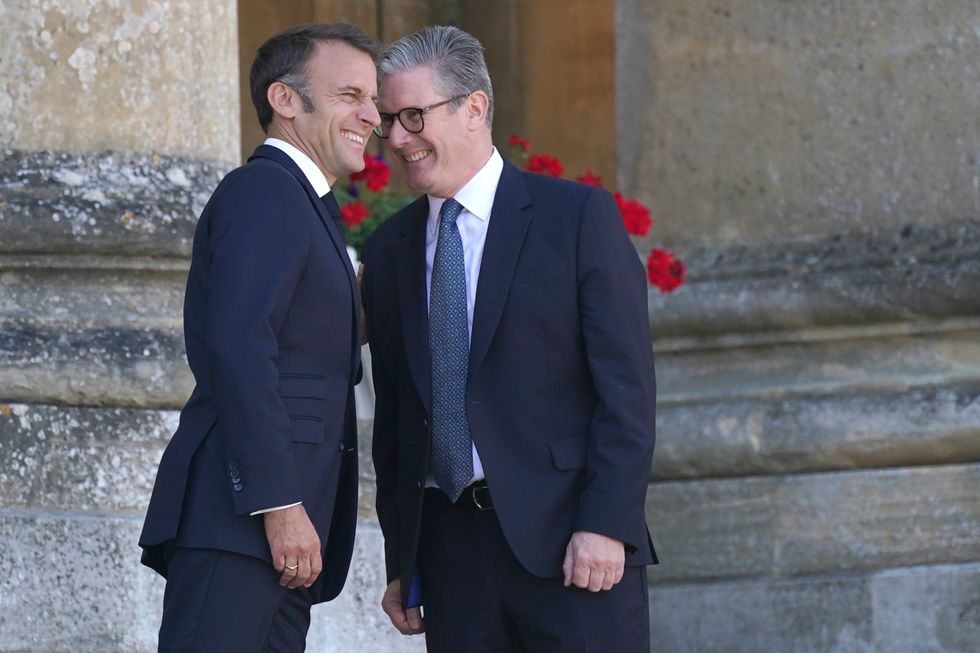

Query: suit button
<box><xmin>417</xmin><ymin>481</ymin><xmax>424</xmax><ymax>489</ymax></box>
<box><xmin>422</xmin><ymin>418</ymin><xmax>428</xmax><ymax>427</ymax></box>
<box><xmin>232</xmin><ymin>483</ymin><xmax>243</xmax><ymax>492</ymax></box>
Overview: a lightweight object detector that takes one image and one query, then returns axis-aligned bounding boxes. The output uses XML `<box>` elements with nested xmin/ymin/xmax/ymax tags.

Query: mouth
<box><xmin>402</xmin><ymin>149</ymin><xmax>432</xmax><ymax>163</ymax></box>
<box><xmin>342</xmin><ymin>130</ymin><xmax>365</xmax><ymax>146</ymax></box>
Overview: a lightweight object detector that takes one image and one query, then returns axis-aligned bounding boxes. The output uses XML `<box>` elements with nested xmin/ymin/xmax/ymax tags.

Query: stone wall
<box><xmin>617</xmin><ymin>1</ymin><xmax>980</xmax><ymax>650</ymax></box>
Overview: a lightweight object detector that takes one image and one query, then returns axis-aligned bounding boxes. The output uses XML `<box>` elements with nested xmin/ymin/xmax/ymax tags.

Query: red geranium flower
<box><xmin>646</xmin><ymin>249</ymin><xmax>685</xmax><ymax>293</ymax></box>
<box><xmin>526</xmin><ymin>154</ymin><xmax>564</xmax><ymax>177</ymax></box>
<box><xmin>350</xmin><ymin>154</ymin><xmax>391</xmax><ymax>192</ymax></box>
<box><xmin>340</xmin><ymin>201</ymin><xmax>369</xmax><ymax>226</ymax></box>
<box><xmin>576</xmin><ymin>170</ymin><xmax>604</xmax><ymax>187</ymax></box>
<box><xmin>614</xmin><ymin>193</ymin><xmax>652</xmax><ymax>237</ymax></box>
<box><xmin>508</xmin><ymin>134</ymin><xmax>531</xmax><ymax>152</ymax></box>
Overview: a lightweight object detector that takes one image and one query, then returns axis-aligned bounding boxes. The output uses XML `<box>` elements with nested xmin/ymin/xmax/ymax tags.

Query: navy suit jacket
<box><xmin>139</xmin><ymin>145</ymin><xmax>360</xmax><ymax>603</ymax></box>
<box><xmin>362</xmin><ymin>160</ymin><xmax>657</xmax><ymax>604</ymax></box>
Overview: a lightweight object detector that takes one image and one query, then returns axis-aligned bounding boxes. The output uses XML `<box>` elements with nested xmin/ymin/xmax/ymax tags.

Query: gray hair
<box><xmin>380</xmin><ymin>25</ymin><xmax>494</xmax><ymax>128</ymax></box>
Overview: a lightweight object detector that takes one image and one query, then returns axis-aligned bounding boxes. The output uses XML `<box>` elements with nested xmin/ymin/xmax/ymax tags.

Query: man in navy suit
<box><xmin>362</xmin><ymin>26</ymin><xmax>657</xmax><ymax>653</ymax></box>
<box><xmin>139</xmin><ymin>23</ymin><xmax>381</xmax><ymax>651</ymax></box>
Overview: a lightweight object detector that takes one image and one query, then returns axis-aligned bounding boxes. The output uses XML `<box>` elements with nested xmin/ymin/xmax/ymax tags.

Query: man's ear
<box><xmin>464</xmin><ymin>91</ymin><xmax>490</xmax><ymax>130</ymax></box>
<box><xmin>267</xmin><ymin>81</ymin><xmax>299</xmax><ymax>121</ymax></box>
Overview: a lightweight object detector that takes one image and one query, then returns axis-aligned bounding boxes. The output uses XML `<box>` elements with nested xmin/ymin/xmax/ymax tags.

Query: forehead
<box><xmin>379</xmin><ymin>66</ymin><xmax>440</xmax><ymax>109</ymax></box>
<box><xmin>306</xmin><ymin>40</ymin><xmax>378</xmax><ymax>92</ymax></box>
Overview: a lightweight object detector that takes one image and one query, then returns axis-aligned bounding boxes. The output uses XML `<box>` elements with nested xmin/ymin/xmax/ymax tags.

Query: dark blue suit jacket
<box><xmin>362</xmin><ymin>160</ymin><xmax>657</xmax><ymax>603</ymax></box>
<box><xmin>139</xmin><ymin>145</ymin><xmax>360</xmax><ymax>603</ymax></box>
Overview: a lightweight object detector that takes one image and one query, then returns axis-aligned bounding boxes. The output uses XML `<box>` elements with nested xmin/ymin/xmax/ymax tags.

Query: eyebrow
<box><xmin>336</xmin><ymin>84</ymin><xmax>377</xmax><ymax>99</ymax></box>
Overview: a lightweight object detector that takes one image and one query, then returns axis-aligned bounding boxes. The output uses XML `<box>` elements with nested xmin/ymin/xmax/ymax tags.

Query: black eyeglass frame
<box><xmin>373</xmin><ymin>94</ymin><xmax>470</xmax><ymax>138</ymax></box>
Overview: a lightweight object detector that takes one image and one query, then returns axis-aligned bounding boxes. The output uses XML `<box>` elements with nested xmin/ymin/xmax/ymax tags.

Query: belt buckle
<box><xmin>471</xmin><ymin>483</ymin><xmax>493</xmax><ymax>511</ymax></box>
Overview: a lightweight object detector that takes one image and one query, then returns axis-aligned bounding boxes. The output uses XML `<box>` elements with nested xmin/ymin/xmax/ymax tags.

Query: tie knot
<box><xmin>439</xmin><ymin>198</ymin><xmax>464</xmax><ymax>225</ymax></box>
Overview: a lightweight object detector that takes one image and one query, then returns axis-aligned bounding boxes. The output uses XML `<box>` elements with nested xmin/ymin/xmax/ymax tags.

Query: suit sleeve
<box><xmin>204</xmin><ymin>166</ymin><xmax>311</xmax><ymax>516</ymax></box>
<box><xmin>573</xmin><ymin>187</ymin><xmax>657</xmax><ymax>551</ymax></box>
<box><xmin>362</xmin><ymin>238</ymin><xmax>402</xmax><ymax>582</ymax></box>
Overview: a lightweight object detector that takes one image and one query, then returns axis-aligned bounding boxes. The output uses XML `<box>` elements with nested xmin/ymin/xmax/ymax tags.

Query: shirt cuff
<box><xmin>250</xmin><ymin>501</ymin><xmax>302</xmax><ymax>516</ymax></box>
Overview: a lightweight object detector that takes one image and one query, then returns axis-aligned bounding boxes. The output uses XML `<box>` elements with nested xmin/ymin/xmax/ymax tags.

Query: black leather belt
<box><xmin>426</xmin><ymin>481</ymin><xmax>494</xmax><ymax>511</ymax></box>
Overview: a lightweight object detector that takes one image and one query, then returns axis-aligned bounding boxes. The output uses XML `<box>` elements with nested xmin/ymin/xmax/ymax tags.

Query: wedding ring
<box><xmin>284</xmin><ymin>562</ymin><xmax>299</xmax><ymax>571</ymax></box>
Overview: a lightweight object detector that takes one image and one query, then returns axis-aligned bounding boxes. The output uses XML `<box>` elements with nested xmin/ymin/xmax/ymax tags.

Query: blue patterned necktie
<box><xmin>429</xmin><ymin>198</ymin><xmax>473</xmax><ymax>502</ymax></box>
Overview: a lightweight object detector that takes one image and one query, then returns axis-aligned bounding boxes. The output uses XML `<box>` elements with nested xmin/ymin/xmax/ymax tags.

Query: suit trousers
<box><xmin>157</xmin><ymin>543</ymin><xmax>313</xmax><ymax>653</ymax></box>
<box><xmin>417</xmin><ymin>489</ymin><xmax>651</xmax><ymax>653</ymax></box>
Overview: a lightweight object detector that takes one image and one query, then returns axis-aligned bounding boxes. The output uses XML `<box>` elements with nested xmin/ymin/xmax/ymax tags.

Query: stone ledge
<box><xmin>649</xmin><ymin>562</ymin><xmax>980</xmax><ymax>652</ymax></box>
<box><xmin>649</xmin><ymin>219</ymin><xmax>980</xmax><ymax>338</ymax></box>
<box><xmin>0</xmin><ymin>404</ymin><xmax>380</xmax><ymax>521</ymax></box>
<box><xmin>654</xmin><ymin>382</ymin><xmax>980</xmax><ymax>479</ymax></box>
<box><xmin>658</xmin><ymin>324</ymin><xmax>980</xmax><ymax>404</ymax></box>
<box><xmin>0</xmin><ymin>149</ymin><xmax>227</xmax><ymax>257</ymax></box>
<box><xmin>0</xmin><ymin>263</ymin><xmax>184</xmax><ymax>330</ymax></box>
<box><xmin>0</xmin><ymin>326</ymin><xmax>192</xmax><ymax>407</ymax></box>
<box><xmin>646</xmin><ymin>463</ymin><xmax>980</xmax><ymax>583</ymax></box>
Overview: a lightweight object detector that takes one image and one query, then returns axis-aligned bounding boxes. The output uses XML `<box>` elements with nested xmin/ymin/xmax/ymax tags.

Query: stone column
<box><xmin>0</xmin><ymin>1</ymin><xmax>237</xmax><ymax>650</ymax></box>
<box><xmin>618</xmin><ymin>1</ymin><xmax>980</xmax><ymax>650</ymax></box>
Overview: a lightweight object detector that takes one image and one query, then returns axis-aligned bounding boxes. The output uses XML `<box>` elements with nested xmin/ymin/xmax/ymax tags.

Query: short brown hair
<box><xmin>249</xmin><ymin>23</ymin><xmax>380</xmax><ymax>132</ymax></box>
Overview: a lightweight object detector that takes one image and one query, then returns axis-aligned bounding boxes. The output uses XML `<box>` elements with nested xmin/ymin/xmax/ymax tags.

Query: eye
<box><xmin>380</xmin><ymin>113</ymin><xmax>395</xmax><ymax>125</ymax></box>
<box><xmin>403</xmin><ymin>109</ymin><xmax>423</xmax><ymax>124</ymax></box>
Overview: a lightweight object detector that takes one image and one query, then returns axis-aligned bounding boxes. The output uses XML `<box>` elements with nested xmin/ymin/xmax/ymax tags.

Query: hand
<box><xmin>562</xmin><ymin>530</ymin><xmax>625</xmax><ymax>592</ymax></box>
<box><xmin>381</xmin><ymin>579</ymin><xmax>424</xmax><ymax>635</ymax></box>
<box><xmin>357</xmin><ymin>263</ymin><xmax>368</xmax><ymax>345</ymax></box>
<box><xmin>263</xmin><ymin>504</ymin><xmax>322</xmax><ymax>589</ymax></box>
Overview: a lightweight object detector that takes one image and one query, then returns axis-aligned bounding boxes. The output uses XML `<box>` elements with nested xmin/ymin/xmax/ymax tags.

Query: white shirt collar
<box><xmin>264</xmin><ymin>137</ymin><xmax>331</xmax><ymax>197</ymax></box>
<box><xmin>427</xmin><ymin>147</ymin><xmax>503</xmax><ymax>222</ymax></box>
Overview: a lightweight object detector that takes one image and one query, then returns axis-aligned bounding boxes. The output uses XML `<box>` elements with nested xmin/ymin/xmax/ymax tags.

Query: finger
<box><xmin>305</xmin><ymin>550</ymin><xmax>323</xmax><ymax>588</ymax></box>
<box><xmin>600</xmin><ymin>569</ymin><xmax>616</xmax><ymax>591</ymax></box>
<box><xmin>572</xmin><ymin>561</ymin><xmax>592</xmax><ymax>590</ymax></box>
<box><xmin>406</xmin><ymin>606</ymin><xmax>424</xmax><ymax>632</ymax></box>
<box><xmin>289</xmin><ymin>556</ymin><xmax>312</xmax><ymax>589</ymax></box>
<box><xmin>562</xmin><ymin>547</ymin><xmax>575</xmax><ymax>587</ymax></box>
<box><xmin>279</xmin><ymin>560</ymin><xmax>299</xmax><ymax>587</ymax></box>
<box><xmin>383</xmin><ymin>601</ymin><xmax>412</xmax><ymax>634</ymax></box>
<box><xmin>587</xmin><ymin>568</ymin><xmax>605</xmax><ymax>592</ymax></box>
<box><xmin>612</xmin><ymin>563</ymin><xmax>625</xmax><ymax>586</ymax></box>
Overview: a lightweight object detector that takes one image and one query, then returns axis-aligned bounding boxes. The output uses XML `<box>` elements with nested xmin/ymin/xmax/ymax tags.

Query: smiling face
<box><xmin>288</xmin><ymin>40</ymin><xmax>380</xmax><ymax>185</ymax></box>
<box><xmin>379</xmin><ymin>66</ymin><xmax>491</xmax><ymax>198</ymax></box>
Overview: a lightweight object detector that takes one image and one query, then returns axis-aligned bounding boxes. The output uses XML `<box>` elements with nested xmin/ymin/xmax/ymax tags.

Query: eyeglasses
<box><xmin>373</xmin><ymin>94</ymin><xmax>469</xmax><ymax>138</ymax></box>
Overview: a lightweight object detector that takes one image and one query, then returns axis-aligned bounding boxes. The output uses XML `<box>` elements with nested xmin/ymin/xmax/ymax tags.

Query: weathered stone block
<box><xmin>0</xmin><ymin>150</ymin><xmax>223</xmax><ymax>257</ymax></box>
<box><xmin>0</xmin><ymin>259</ymin><xmax>186</xmax><ymax>330</ymax></box>
<box><xmin>617</xmin><ymin>0</ymin><xmax>980</xmax><ymax>244</ymax></box>
<box><xmin>0</xmin><ymin>326</ymin><xmax>192</xmax><ymax>407</ymax></box>
<box><xmin>649</xmin><ymin>562</ymin><xmax>980</xmax><ymax>652</ymax></box>
<box><xmin>647</xmin><ymin>464</ymin><xmax>980</xmax><ymax>583</ymax></box>
<box><xmin>0</xmin><ymin>1</ymin><xmax>239</xmax><ymax>161</ymax></box>
<box><xmin>0</xmin><ymin>404</ymin><xmax>380</xmax><ymax>521</ymax></box>
<box><xmin>657</xmin><ymin>327</ymin><xmax>980</xmax><ymax>404</ymax></box>
<box><xmin>654</xmin><ymin>382</ymin><xmax>980</xmax><ymax>479</ymax></box>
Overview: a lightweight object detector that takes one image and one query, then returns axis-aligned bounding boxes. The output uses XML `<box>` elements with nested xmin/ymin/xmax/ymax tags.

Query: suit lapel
<box><xmin>248</xmin><ymin>145</ymin><xmax>361</xmax><ymax>381</ymax></box>
<box><xmin>396</xmin><ymin>196</ymin><xmax>432</xmax><ymax>412</ymax></box>
<box><xmin>468</xmin><ymin>161</ymin><xmax>532</xmax><ymax>378</ymax></box>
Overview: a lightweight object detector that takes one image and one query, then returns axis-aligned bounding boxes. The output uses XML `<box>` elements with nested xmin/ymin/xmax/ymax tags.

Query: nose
<box><xmin>360</xmin><ymin>100</ymin><xmax>381</xmax><ymax>129</ymax></box>
<box><xmin>386</xmin><ymin>118</ymin><xmax>412</xmax><ymax>149</ymax></box>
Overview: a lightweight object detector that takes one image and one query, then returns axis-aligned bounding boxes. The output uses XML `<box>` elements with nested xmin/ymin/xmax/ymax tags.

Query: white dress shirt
<box><xmin>425</xmin><ymin>147</ymin><xmax>504</xmax><ymax>488</ymax></box>
<box><xmin>250</xmin><ymin>138</ymin><xmax>332</xmax><ymax>516</ymax></box>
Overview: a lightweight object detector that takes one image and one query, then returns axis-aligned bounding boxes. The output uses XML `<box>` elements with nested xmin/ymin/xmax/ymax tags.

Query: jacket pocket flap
<box><xmin>278</xmin><ymin>375</ymin><xmax>326</xmax><ymax>398</ymax></box>
<box><xmin>548</xmin><ymin>436</ymin><xmax>588</xmax><ymax>470</ymax></box>
<box><xmin>289</xmin><ymin>415</ymin><xmax>324</xmax><ymax>443</ymax></box>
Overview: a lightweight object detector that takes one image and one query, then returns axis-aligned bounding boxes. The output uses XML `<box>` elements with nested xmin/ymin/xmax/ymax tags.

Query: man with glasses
<box><xmin>139</xmin><ymin>23</ymin><xmax>380</xmax><ymax>651</ymax></box>
<box><xmin>362</xmin><ymin>25</ymin><xmax>657</xmax><ymax>652</ymax></box>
